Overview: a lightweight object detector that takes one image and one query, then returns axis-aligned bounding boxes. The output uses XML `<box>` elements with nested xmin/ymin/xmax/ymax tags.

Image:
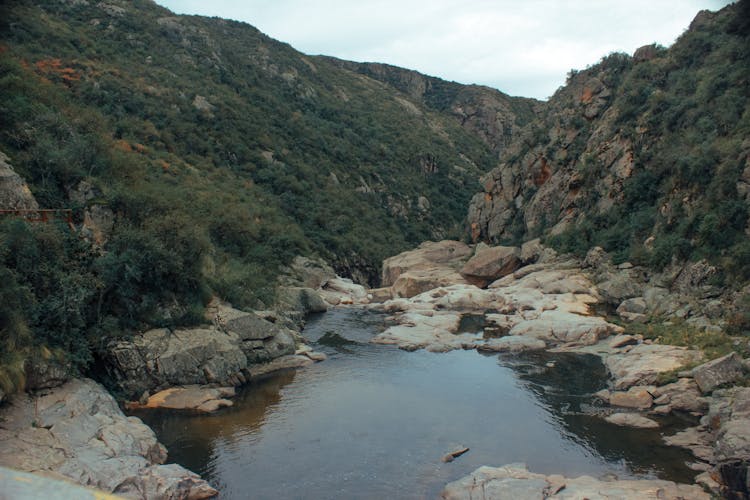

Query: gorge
<box><xmin>1</xmin><ymin>0</ymin><xmax>749</xmax><ymax>498</ymax></box>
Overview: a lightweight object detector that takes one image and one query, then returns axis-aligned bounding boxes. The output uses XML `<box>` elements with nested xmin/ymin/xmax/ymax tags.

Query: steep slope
<box><xmin>0</xmin><ymin>0</ymin><xmax>538</xmax><ymax>384</ymax></box>
<box><xmin>322</xmin><ymin>58</ymin><xmax>539</xmax><ymax>154</ymax></box>
<box><xmin>468</xmin><ymin>1</ymin><xmax>750</xmax><ymax>285</ymax></box>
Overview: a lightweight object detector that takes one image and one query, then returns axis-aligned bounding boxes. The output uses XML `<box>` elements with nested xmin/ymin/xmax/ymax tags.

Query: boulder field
<box><xmin>366</xmin><ymin>239</ymin><xmax>750</xmax><ymax>499</ymax></box>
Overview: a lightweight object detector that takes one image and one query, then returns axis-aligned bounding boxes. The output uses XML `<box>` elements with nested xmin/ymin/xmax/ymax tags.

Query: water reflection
<box><xmin>133</xmin><ymin>308</ymin><xmax>697</xmax><ymax>499</ymax></box>
<box><xmin>504</xmin><ymin>351</ymin><xmax>696</xmax><ymax>482</ymax></box>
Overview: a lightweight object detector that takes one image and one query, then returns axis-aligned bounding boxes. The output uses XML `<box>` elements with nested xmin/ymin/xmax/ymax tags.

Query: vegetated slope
<box><xmin>321</xmin><ymin>57</ymin><xmax>539</xmax><ymax>154</ymax></box>
<box><xmin>0</xmin><ymin>0</ymin><xmax>537</xmax><ymax>385</ymax></box>
<box><xmin>468</xmin><ymin>1</ymin><xmax>750</xmax><ymax>285</ymax></box>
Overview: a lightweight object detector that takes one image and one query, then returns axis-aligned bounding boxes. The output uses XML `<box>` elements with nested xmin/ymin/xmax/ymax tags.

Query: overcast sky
<box><xmin>155</xmin><ymin>0</ymin><xmax>733</xmax><ymax>100</ymax></box>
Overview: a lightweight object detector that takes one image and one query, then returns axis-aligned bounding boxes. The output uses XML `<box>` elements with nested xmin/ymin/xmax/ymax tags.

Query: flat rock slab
<box><xmin>605</xmin><ymin>412</ymin><xmax>659</xmax><ymax>428</ymax></box>
<box><xmin>132</xmin><ymin>386</ymin><xmax>236</xmax><ymax>413</ymax></box>
<box><xmin>441</xmin><ymin>463</ymin><xmax>708</xmax><ymax>499</ymax></box>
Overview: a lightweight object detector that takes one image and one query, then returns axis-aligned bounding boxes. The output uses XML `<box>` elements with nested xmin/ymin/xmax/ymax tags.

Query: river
<box><xmin>134</xmin><ymin>307</ymin><xmax>696</xmax><ymax>499</ymax></box>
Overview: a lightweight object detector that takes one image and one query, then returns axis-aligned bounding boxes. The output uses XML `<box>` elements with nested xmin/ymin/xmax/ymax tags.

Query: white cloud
<box><xmin>155</xmin><ymin>0</ymin><xmax>733</xmax><ymax>99</ymax></box>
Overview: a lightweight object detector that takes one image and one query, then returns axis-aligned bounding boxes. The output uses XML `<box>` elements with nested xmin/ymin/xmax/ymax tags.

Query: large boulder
<box><xmin>381</xmin><ymin>240</ymin><xmax>472</xmax><ymax>286</ymax></box>
<box><xmin>459</xmin><ymin>245</ymin><xmax>521</xmax><ymax>288</ymax></box>
<box><xmin>105</xmin><ymin>306</ymin><xmax>297</xmax><ymax>397</ymax></box>
<box><xmin>0</xmin><ymin>379</ymin><xmax>217</xmax><ymax>499</ymax></box>
<box><xmin>692</xmin><ymin>352</ymin><xmax>745</xmax><ymax>394</ymax></box>
<box><xmin>106</xmin><ymin>327</ymin><xmax>247</xmax><ymax>397</ymax></box>
<box><xmin>391</xmin><ymin>268</ymin><xmax>469</xmax><ymax>298</ymax></box>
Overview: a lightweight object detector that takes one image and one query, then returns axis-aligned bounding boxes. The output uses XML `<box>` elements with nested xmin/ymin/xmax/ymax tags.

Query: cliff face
<box><xmin>468</xmin><ymin>1</ymin><xmax>750</xmax><ymax>281</ymax></box>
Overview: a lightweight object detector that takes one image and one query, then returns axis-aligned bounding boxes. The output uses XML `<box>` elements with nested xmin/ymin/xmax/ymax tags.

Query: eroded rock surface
<box><xmin>0</xmin><ymin>379</ymin><xmax>217</xmax><ymax>499</ymax></box>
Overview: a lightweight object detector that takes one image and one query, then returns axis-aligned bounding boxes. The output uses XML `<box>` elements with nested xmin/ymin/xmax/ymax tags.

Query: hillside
<box><xmin>468</xmin><ymin>1</ymin><xmax>750</xmax><ymax>286</ymax></box>
<box><xmin>0</xmin><ymin>0</ymin><xmax>540</xmax><ymax>386</ymax></box>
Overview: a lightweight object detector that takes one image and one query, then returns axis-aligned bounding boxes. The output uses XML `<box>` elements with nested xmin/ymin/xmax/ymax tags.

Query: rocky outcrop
<box><xmin>441</xmin><ymin>463</ymin><xmax>708</xmax><ymax>500</ymax></box>
<box><xmin>0</xmin><ymin>378</ymin><xmax>217</xmax><ymax>499</ymax></box>
<box><xmin>664</xmin><ymin>387</ymin><xmax>750</xmax><ymax>499</ymax></box>
<box><xmin>104</xmin><ymin>304</ymin><xmax>299</xmax><ymax>398</ymax></box>
<box><xmin>0</xmin><ymin>150</ymin><xmax>39</xmax><ymax>210</ymax></box>
<box><xmin>371</xmin><ymin>244</ymin><xmax>622</xmax><ymax>353</ymax></box>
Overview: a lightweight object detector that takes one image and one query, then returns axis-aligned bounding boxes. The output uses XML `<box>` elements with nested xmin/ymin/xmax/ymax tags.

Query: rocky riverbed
<box><xmin>1</xmin><ymin>240</ymin><xmax>748</xmax><ymax>499</ymax></box>
<box><xmin>364</xmin><ymin>239</ymin><xmax>750</xmax><ymax>499</ymax></box>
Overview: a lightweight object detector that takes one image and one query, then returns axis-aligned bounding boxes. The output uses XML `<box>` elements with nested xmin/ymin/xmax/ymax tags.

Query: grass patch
<box><xmin>623</xmin><ymin>320</ymin><xmax>747</xmax><ymax>360</ymax></box>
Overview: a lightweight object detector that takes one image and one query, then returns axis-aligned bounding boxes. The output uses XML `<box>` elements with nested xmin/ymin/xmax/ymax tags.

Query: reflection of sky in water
<box><xmin>134</xmin><ymin>308</ymin><xmax>696</xmax><ymax>500</ymax></box>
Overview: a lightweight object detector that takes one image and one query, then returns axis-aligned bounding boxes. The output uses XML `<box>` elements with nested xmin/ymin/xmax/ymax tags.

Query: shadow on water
<box><xmin>502</xmin><ymin>350</ymin><xmax>697</xmax><ymax>483</ymax></box>
<box><xmin>131</xmin><ymin>308</ymin><xmax>699</xmax><ymax>499</ymax></box>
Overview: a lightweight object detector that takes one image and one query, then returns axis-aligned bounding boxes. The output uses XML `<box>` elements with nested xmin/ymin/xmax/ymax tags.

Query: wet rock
<box><xmin>459</xmin><ymin>245</ymin><xmax>521</xmax><ymax>288</ymax></box>
<box><xmin>605</xmin><ymin>412</ymin><xmax>659</xmax><ymax>428</ymax></box>
<box><xmin>441</xmin><ymin>463</ymin><xmax>708</xmax><ymax>500</ymax></box>
<box><xmin>692</xmin><ymin>352</ymin><xmax>745</xmax><ymax>394</ymax></box>
<box><xmin>0</xmin><ymin>379</ymin><xmax>216</xmax><ymax>499</ymax></box>
<box><xmin>610</xmin><ymin>386</ymin><xmax>654</xmax><ymax>409</ymax></box>
<box><xmin>478</xmin><ymin>336</ymin><xmax>546</xmax><ymax>353</ymax></box>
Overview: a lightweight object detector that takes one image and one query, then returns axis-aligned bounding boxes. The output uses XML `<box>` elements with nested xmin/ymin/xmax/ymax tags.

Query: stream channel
<box><xmin>134</xmin><ymin>307</ymin><xmax>697</xmax><ymax>499</ymax></box>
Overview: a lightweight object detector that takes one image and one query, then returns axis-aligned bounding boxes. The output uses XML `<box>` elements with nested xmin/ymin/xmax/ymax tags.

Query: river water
<box><xmin>134</xmin><ymin>308</ymin><xmax>696</xmax><ymax>499</ymax></box>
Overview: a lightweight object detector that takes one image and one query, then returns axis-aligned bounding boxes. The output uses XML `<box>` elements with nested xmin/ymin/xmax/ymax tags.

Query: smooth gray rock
<box><xmin>692</xmin><ymin>352</ymin><xmax>745</xmax><ymax>394</ymax></box>
<box><xmin>0</xmin><ymin>379</ymin><xmax>217</xmax><ymax>499</ymax></box>
<box><xmin>105</xmin><ymin>307</ymin><xmax>297</xmax><ymax>397</ymax></box>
